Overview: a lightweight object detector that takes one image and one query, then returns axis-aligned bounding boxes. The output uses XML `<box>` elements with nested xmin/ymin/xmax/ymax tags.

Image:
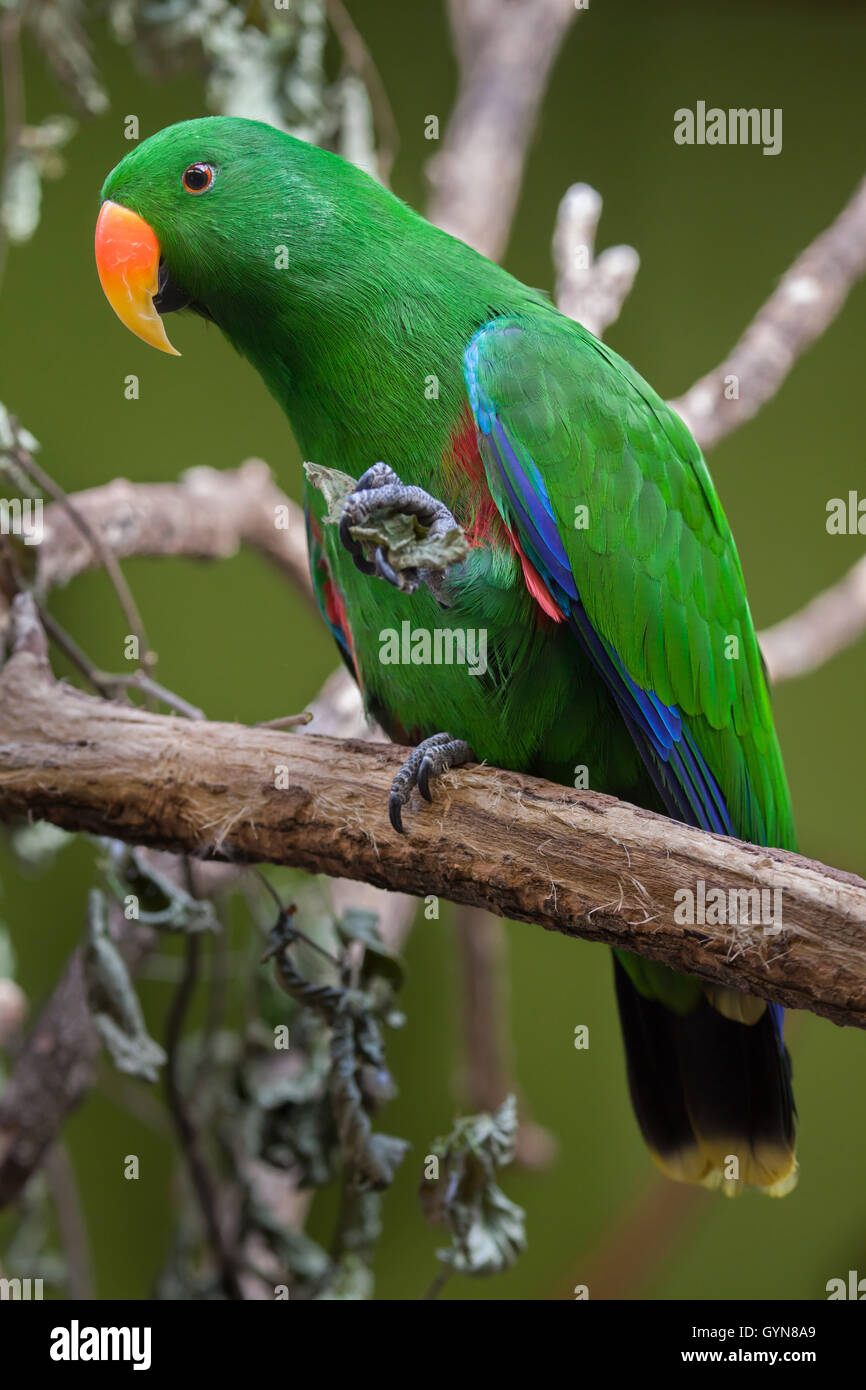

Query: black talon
<box><xmin>389</xmin><ymin>791</ymin><xmax>406</xmax><ymax>835</ymax></box>
<box><xmin>388</xmin><ymin>733</ymin><xmax>474</xmax><ymax>832</ymax></box>
<box><xmin>417</xmin><ymin>755</ymin><xmax>435</xmax><ymax>802</ymax></box>
<box><xmin>339</xmin><ymin>512</ymin><xmax>376</xmax><ymax>574</ymax></box>
<box><xmin>374</xmin><ymin>546</ymin><xmax>401</xmax><ymax>587</ymax></box>
<box><xmin>351</xmin><ymin>550</ymin><xmax>376</xmax><ymax>576</ymax></box>
<box><xmin>337</xmin><ymin>512</ymin><xmax>355</xmax><ymax>553</ymax></box>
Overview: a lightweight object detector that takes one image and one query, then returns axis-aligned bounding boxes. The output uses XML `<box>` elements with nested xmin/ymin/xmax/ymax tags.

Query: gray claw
<box><xmin>356</xmin><ymin>462</ymin><xmax>400</xmax><ymax>491</ymax></box>
<box><xmin>338</xmin><ymin>464</ymin><xmax>460</xmax><ymax>596</ymax></box>
<box><xmin>389</xmin><ymin>734</ymin><xmax>474</xmax><ymax>832</ymax></box>
<box><xmin>374</xmin><ymin>546</ymin><xmax>402</xmax><ymax>587</ymax></box>
<box><xmin>339</xmin><ymin>510</ymin><xmax>375</xmax><ymax>574</ymax></box>
<box><xmin>388</xmin><ymin>790</ymin><xmax>407</xmax><ymax>836</ymax></box>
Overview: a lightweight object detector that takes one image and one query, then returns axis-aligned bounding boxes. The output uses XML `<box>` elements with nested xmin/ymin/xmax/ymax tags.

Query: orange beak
<box><xmin>94</xmin><ymin>200</ymin><xmax>180</xmax><ymax>356</ymax></box>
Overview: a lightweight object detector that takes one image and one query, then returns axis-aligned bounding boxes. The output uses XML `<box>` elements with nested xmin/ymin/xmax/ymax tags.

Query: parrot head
<box><xmin>94</xmin><ymin>115</ymin><xmax>394</xmax><ymax>363</ymax></box>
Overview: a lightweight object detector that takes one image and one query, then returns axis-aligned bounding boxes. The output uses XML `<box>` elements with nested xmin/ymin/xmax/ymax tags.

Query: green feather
<box><xmin>99</xmin><ymin>117</ymin><xmax>798</xmax><ymax>1191</ymax></box>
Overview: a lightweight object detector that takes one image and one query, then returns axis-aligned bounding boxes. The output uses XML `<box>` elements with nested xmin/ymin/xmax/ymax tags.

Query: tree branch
<box><xmin>671</xmin><ymin>173</ymin><xmax>866</xmax><ymax>451</ymax></box>
<box><xmin>0</xmin><ymin>463</ymin><xmax>408</xmax><ymax>1207</ymax></box>
<box><xmin>0</xmin><ymin>913</ymin><xmax>155</xmax><ymax>1208</ymax></box>
<box><xmin>454</xmin><ymin>905</ymin><xmax>514</xmax><ymax>1113</ymax></box>
<box><xmin>3</xmin><ymin>9</ymin><xmax>864</xmax><ymax>1240</ymax></box>
<box><xmin>553</xmin><ymin>183</ymin><xmax>640</xmax><ymax>339</ymax></box>
<box><xmin>1</xmin><ymin>594</ymin><xmax>864</xmax><ymax>1030</ymax></box>
<box><xmin>33</xmin><ymin>460</ymin><xmax>313</xmax><ymax>605</ymax></box>
<box><xmin>0</xmin><ymin>849</ymin><xmax>236</xmax><ymax>1211</ymax></box>
<box><xmin>426</xmin><ymin>0</ymin><xmax>580</xmax><ymax>258</ymax></box>
<box><xmin>453</xmin><ymin>905</ymin><xmax>556</xmax><ymax>1168</ymax></box>
<box><xmin>758</xmin><ymin>553</ymin><xmax>866</xmax><ymax>683</ymax></box>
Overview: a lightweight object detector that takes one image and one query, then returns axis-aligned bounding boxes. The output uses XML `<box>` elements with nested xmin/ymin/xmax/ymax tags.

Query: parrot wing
<box><xmin>464</xmin><ymin>315</ymin><xmax>798</xmax><ymax>1195</ymax></box>
<box><xmin>463</xmin><ymin>314</ymin><xmax>795</xmax><ymax>854</ymax></box>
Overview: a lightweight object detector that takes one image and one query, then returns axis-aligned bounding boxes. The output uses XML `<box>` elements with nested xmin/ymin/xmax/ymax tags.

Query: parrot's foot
<box><xmin>338</xmin><ymin>463</ymin><xmax>462</xmax><ymax>601</ymax></box>
<box><xmin>389</xmin><ymin>732</ymin><xmax>475</xmax><ymax>834</ymax></box>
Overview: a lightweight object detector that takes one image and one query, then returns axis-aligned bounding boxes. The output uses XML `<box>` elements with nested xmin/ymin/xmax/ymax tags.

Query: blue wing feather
<box><xmin>465</xmin><ymin>325</ymin><xmax>734</xmax><ymax>839</ymax></box>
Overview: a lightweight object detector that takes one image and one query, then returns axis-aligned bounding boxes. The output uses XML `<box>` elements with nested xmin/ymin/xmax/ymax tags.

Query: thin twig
<box><xmin>454</xmin><ymin>906</ymin><xmax>556</xmax><ymax>1169</ymax></box>
<box><xmin>255</xmin><ymin>711</ymin><xmax>313</xmax><ymax>729</ymax></box>
<box><xmin>257</xmin><ymin>895</ymin><xmax>341</xmax><ymax>968</ymax></box>
<box><xmin>10</xmin><ymin>439</ymin><xmax>153</xmax><ymax>670</ymax></box>
<box><xmin>562</xmin><ymin>1178</ymin><xmax>704</xmax><ymax>1301</ymax></box>
<box><xmin>422</xmin><ymin>1266</ymin><xmax>452</xmax><ymax>1300</ymax></box>
<box><xmin>44</xmin><ymin>1143</ymin><xmax>95</xmax><ymax>1301</ymax></box>
<box><xmin>553</xmin><ymin>183</ymin><xmax>640</xmax><ymax>338</ymax></box>
<box><xmin>36</xmin><ymin>602</ymin><xmax>116</xmax><ymax>697</ymax></box>
<box><xmin>163</xmin><ymin>933</ymin><xmax>243</xmax><ymax>1300</ymax></box>
<box><xmin>38</xmin><ymin>602</ymin><xmax>204</xmax><ymax>717</ymax></box>
<box><xmin>33</xmin><ymin>462</ymin><xmax>314</xmax><ymax>606</ymax></box>
<box><xmin>94</xmin><ymin>671</ymin><xmax>205</xmax><ymax>721</ymax></box>
<box><xmin>325</xmin><ymin>0</ymin><xmax>400</xmax><ymax>185</ymax></box>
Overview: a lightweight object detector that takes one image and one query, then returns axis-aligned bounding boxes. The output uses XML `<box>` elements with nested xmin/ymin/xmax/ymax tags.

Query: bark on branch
<box><xmin>1</xmin><ymin>594</ymin><xmax>864</xmax><ymax>1030</ymax></box>
<box><xmin>33</xmin><ymin>459</ymin><xmax>313</xmax><ymax>603</ymax></box>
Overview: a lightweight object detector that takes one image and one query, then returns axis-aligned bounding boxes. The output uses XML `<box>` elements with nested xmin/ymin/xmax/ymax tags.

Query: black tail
<box><xmin>613</xmin><ymin>956</ymin><xmax>797</xmax><ymax>1195</ymax></box>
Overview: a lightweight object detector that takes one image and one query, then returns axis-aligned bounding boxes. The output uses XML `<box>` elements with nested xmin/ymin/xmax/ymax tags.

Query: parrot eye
<box><xmin>182</xmin><ymin>162</ymin><xmax>215</xmax><ymax>194</ymax></box>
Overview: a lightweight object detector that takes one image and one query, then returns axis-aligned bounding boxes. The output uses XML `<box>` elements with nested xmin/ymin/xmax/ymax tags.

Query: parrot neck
<box><xmin>261</xmin><ymin>318</ymin><xmax>467</xmax><ymax>486</ymax></box>
<box><xmin>233</xmin><ymin>278</ymin><xmax>499</xmax><ymax>487</ymax></box>
<box><xmin>212</xmin><ymin>200</ymin><xmax>547</xmax><ymax>485</ymax></box>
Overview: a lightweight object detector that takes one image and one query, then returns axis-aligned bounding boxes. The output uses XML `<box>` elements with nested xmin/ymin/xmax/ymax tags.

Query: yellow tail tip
<box><xmin>649</xmin><ymin>1140</ymin><xmax>798</xmax><ymax>1196</ymax></box>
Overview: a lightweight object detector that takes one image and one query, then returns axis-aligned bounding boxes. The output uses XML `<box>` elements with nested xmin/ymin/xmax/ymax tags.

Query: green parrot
<box><xmin>94</xmin><ymin>116</ymin><xmax>797</xmax><ymax>1196</ymax></box>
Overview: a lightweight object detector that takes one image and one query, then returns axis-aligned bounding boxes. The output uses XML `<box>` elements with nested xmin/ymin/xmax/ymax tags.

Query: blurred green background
<box><xmin>1</xmin><ymin>0</ymin><xmax>865</xmax><ymax>1299</ymax></box>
